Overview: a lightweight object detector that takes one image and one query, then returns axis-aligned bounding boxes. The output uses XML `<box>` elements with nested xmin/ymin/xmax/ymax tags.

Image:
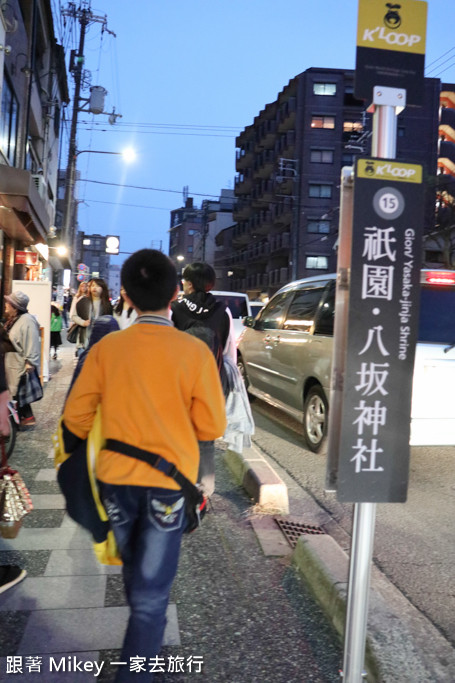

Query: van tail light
<box><xmin>424</xmin><ymin>271</ymin><xmax>455</xmax><ymax>285</ymax></box>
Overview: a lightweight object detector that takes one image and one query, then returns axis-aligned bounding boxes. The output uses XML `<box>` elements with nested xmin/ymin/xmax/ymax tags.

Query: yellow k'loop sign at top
<box><xmin>355</xmin><ymin>0</ymin><xmax>427</xmax><ymax>105</ymax></box>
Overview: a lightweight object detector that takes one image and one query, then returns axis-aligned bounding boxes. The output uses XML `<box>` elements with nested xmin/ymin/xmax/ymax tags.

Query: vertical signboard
<box><xmin>355</xmin><ymin>0</ymin><xmax>427</xmax><ymax>105</ymax></box>
<box><xmin>337</xmin><ymin>158</ymin><xmax>424</xmax><ymax>503</ymax></box>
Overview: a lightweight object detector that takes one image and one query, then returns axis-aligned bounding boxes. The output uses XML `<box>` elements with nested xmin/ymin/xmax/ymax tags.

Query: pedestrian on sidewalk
<box><xmin>171</xmin><ymin>262</ymin><xmax>236</xmax><ymax>496</ymax></box>
<box><xmin>69</xmin><ymin>282</ymin><xmax>89</xmax><ymax>359</ymax></box>
<box><xmin>3</xmin><ymin>291</ymin><xmax>41</xmax><ymax>428</ymax></box>
<box><xmin>0</xmin><ymin>347</ymin><xmax>27</xmax><ymax>593</ymax></box>
<box><xmin>62</xmin><ymin>249</ymin><xmax>226</xmax><ymax>682</ymax></box>
<box><xmin>50</xmin><ymin>302</ymin><xmax>63</xmax><ymax>360</ymax></box>
<box><xmin>71</xmin><ymin>278</ymin><xmax>113</xmax><ymax>352</ymax></box>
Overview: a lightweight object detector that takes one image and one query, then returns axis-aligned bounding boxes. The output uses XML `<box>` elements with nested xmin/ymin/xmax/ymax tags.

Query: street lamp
<box><xmin>62</xmin><ymin>147</ymin><xmax>137</xmax><ymax>249</ymax></box>
<box><xmin>75</xmin><ymin>147</ymin><xmax>136</xmax><ymax>162</ymax></box>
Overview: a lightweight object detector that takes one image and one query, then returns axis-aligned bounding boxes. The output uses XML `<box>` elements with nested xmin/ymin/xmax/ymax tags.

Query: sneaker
<box><xmin>20</xmin><ymin>416</ymin><xmax>36</xmax><ymax>427</ymax></box>
<box><xmin>0</xmin><ymin>565</ymin><xmax>27</xmax><ymax>594</ymax></box>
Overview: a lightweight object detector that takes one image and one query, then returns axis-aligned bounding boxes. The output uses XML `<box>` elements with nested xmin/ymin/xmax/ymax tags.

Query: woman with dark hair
<box><xmin>113</xmin><ymin>288</ymin><xmax>137</xmax><ymax>330</ymax></box>
<box><xmin>71</xmin><ymin>278</ymin><xmax>113</xmax><ymax>350</ymax></box>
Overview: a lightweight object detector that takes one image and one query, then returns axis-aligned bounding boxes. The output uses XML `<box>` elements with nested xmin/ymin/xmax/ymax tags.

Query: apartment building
<box><xmin>229</xmin><ymin>67</ymin><xmax>442</xmax><ymax>297</ymax></box>
<box><xmin>168</xmin><ymin>190</ymin><xmax>235</xmax><ymax>278</ymax></box>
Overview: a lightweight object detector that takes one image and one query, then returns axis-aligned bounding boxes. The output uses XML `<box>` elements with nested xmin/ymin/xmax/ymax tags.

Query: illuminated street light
<box><xmin>75</xmin><ymin>148</ymin><xmax>137</xmax><ymax>161</ymax></box>
<box><xmin>62</xmin><ymin>147</ymin><xmax>137</xmax><ymax>270</ymax></box>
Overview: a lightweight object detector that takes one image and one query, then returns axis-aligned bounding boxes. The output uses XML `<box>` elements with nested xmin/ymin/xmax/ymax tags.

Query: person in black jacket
<box><xmin>171</xmin><ymin>262</ymin><xmax>234</xmax><ymax>497</ymax></box>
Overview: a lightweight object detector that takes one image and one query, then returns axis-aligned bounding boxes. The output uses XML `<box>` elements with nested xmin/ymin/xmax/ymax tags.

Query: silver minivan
<box><xmin>237</xmin><ymin>270</ymin><xmax>455</xmax><ymax>452</ymax></box>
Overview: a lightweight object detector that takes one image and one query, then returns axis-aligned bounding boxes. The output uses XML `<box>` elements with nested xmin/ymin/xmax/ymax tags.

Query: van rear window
<box><xmin>213</xmin><ymin>295</ymin><xmax>248</xmax><ymax>318</ymax></box>
<box><xmin>418</xmin><ymin>286</ymin><xmax>455</xmax><ymax>343</ymax></box>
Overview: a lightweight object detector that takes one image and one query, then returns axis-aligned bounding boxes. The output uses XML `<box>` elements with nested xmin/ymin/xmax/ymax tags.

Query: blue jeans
<box><xmin>99</xmin><ymin>483</ymin><xmax>187</xmax><ymax>682</ymax></box>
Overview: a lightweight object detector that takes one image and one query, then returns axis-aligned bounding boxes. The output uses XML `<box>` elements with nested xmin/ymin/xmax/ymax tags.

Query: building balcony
<box><xmin>270</xmin><ymin>232</ymin><xmax>290</xmax><ymax>252</ymax></box>
<box><xmin>256</xmin><ymin>119</ymin><xmax>277</xmax><ymax>150</ymax></box>
<box><xmin>246</xmin><ymin>239</ymin><xmax>270</xmax><ymax>262</ymax></box>
<box><xmin>269</xmin><ymin>267</ymin><xmax>290</xmax><ymax>287</ymax></box>
<box><xmin>277</xmin><ymin>97</ymin><xmax>297</xmax><ymax>133</ymax></box>
<box><xmin>236</xmin><ymin>145</ymin><xmax>254</xmax><ymax>170</ymax></box>
<box><xmin>234</xmin><ymin>173</ymin><xmax>253</xmax><ymax>194</ymax></box>
<box><xmin>436</xmin><ymin>174</ymin><xmax>455</xmax><ymax>201</ymax></box>
<box><xmin>275</xmin><ymin>129</ymin><xmax>296</xmax><ymax>156</ymax></box>
<box><xmin>232</xmin><ymin>220</ymin><xmax>251</xmax><ymax>246</ymax></box>
<box><xmin>440</xmin><ymin>107</ymin><xmax>455</xmax><ymax>144</ymax></box>
<box><xmin>253</xmin><ymin>149</ymin><xmax>275</xmax><ymax>179</ymax></box>
<box><xmin>233</xmin><ymin>197</ymin><xmax>254</xmax><ymax>221</ymax></box>
<box><xmin>438</xmin><ymin>140</ymin><xmax>455</xmax><ymax>176</ymax></box>
<box><xmin>441</xmin><ymin>91</ymin><xmax>455</xmax><ymax>109</ymax></box>
<box><xmin>251</xmin><ymin>179</ymin><xmax>274</xmax><ymax>207</ymax></box>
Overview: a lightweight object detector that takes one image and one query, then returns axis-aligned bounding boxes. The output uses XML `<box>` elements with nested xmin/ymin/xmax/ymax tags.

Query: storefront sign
<box><xmin>15</xmin><ymin>251</ymin><xmax>38</xmax><ymax>265</ymax></box>
<box><xmin>337</xmin><ymin>157</ymin><xmax>424</xmax><ymax>503</ymax></box>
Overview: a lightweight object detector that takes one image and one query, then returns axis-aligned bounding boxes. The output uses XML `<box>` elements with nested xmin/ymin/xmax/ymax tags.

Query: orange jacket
<box><xmin>63</xmin><ymin>322</ymin><xmax>226</xmax><ymax>489</ymax></box>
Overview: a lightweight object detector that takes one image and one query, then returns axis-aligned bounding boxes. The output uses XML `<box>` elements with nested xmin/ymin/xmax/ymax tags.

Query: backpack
<box><xmin>184</xmin><ymin>323</ymin><xmax>231</xmax><ymax>398</ymax></box>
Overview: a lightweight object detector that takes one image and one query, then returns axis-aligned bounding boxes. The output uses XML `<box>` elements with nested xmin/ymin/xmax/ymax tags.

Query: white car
<box><xmin>212</xmin><ymin>291</ymin><xmax>251</xmax><ymax>341</ymax></box>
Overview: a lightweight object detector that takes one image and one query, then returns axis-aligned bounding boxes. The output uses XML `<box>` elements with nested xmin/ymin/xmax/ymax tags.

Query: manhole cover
<box><xmin>274</xmin><ymin>518</ymin><xmax>325</xmax><ymax>549</ymax></box>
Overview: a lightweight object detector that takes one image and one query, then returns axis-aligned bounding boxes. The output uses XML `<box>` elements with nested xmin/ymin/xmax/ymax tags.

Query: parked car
<box><xmin>212</xmin><ymin>291</ymin><xmax>251</xmax><ymax>340</ymax></box>
<box><xmin>237</xmin><ymin>270</ymin><xmax>455</xmax><ymax>452</ymax></box>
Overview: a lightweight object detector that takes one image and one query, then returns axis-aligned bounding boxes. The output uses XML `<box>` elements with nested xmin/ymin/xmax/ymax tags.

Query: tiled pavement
<box><xmin>0</xmin><ymin>336</ymin><xmax>343</xmax><ymax>682</ymax></box>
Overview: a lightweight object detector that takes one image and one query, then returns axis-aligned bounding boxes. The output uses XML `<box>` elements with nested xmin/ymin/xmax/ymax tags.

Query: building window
<box><xmin>188</xmin><ymin>229</ymin><xmax>195</xmax><ymax>236</ymax></box>
<box><xmin>306</xmin><ymin>256</ymin><xmax>328</xmax><ymax>270</ymax></box>
<box><xmin>307</xmin><ymin>220</ymin><xmax>330</xmax><ymax>234</ymax></box>
<box><xmin>343</xmin><ymin>121</ymin><xmax>363</xmax><ymax>133</ymax></box>
<box><xmin>398</xmin><ymin>126</ymin><xmax>405</xmax><ymax>137</ymax></box>
<box><xmin>310</xmin><ymin>149</ymin><xmax>334</xmax><ymax>164</ymax></box>
<box><xmin>311</xmin><ymin>115</ymin><xmax>335</xmax><ymax>130</ymax></box>
<box><xmin>313</xmin><ymin>83</ymin><xmax>336</xmax><ymax>96</ymax></box>
<box><xmin>342</xmin><ymin>152</ymin><xmax>354</xmax><ymax>166</ymax></box>
<box><xmin>0</xmin><ymin>75</ymin><xmax>18</xmax><ymax>165</ymax></box>
<box><xmin>188</xmin><ymin>246</ymin><xmax>193</xmax><ymax>253</ymax></box>
<box><xmin>308</xmin><ymin>183</ymin><xmax>332</xmax><ymax>198</ymax></box>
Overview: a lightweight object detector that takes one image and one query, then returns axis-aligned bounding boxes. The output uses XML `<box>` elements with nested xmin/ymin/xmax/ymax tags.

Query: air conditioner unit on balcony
<box><xmin>32</xmin><ymin>174</ymin><xmax>47</xmax><ymax>200</ymax></box>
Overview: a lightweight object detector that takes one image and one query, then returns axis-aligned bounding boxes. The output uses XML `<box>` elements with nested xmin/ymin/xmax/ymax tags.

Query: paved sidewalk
<box><xmin>0</xmin><ymin>339</ymin><xmax>343</xmax><ymax>682</ymax></box>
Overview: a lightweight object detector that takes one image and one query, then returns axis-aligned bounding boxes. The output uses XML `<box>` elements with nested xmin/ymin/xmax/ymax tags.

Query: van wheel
<box><xmin>237</xmin><ymin>355</ymin><xmax>255</xmax><ymax>400</ymax></box>
<box><xmin>303</xmin><ymin>386</ymin><xmax>327</xmax><ymax>453</ymax></box>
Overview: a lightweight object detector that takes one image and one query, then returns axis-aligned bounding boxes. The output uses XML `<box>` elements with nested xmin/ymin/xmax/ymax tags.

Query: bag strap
<box><xmin>105</xmin><ymin>438</ymin><xmax>201</xmax><ymax>502</ymax></box>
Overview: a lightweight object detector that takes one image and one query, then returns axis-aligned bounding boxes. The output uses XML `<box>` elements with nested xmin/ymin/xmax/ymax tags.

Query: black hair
<box><xmin>121</xmin><ymin>249</ymin><xmax>177</xmax><ymax>311</ymax></box>
<box><xmin>182</xmin><ymin>262</ymin><xmax>216</xmax><ymax>292</ymax></box>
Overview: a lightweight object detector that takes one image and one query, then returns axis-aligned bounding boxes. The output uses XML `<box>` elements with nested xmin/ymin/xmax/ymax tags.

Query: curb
<box><xmin>224</xmin><ymin>441</ymin><xmax>455</xmax><ymax>682</ymax></box>
<box><xmin>292</xmin><ymin>534</ymin><xmax>455</xmax><ymax>682</ymax></box>
<box><xmin>223</xmin><ymin>445</ymin><xmax>289</xmax><ymax>514</ymax></box>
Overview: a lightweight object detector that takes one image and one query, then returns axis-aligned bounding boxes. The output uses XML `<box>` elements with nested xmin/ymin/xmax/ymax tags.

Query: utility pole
<box><xmin>61</xmin><ymin>5</ymin><xmax>89</xmax><ymax>248</ymax></box>
<box><xmin>60</xmin><ymin>3</ymin><xmax>116</xmax><ymax>263</ymax></box>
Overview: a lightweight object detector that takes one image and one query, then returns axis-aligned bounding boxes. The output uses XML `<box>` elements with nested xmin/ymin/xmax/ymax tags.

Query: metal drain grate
<box><xmin>274</xmin><ymin>518</ymin><xmax>325</xmax><ymax>549</ymax></box>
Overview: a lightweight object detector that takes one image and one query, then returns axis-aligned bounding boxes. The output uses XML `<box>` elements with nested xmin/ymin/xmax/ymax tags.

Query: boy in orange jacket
<box><xmin>63</xmin><ymin>249</ymin><xmax>226</xmax><ymax>682</ymax></box>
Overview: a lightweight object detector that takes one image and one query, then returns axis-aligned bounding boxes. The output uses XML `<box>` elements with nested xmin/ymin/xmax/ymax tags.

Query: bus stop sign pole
<box><xmin>341</xmin><ymin>86</ymin><xmax>404</xmax><ymax>683</ymax></box>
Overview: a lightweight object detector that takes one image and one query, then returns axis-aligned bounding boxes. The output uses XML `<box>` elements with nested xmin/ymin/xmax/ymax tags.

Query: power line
<box><xmin>83</xmin><ymin>198</ymin><xmax>171</xmax><ymax>211</ymax></box>
<box><xmin>78</xmin><ymin>128</ymin><xmax>236</xmax><ymax>138</ymax></box>
<box><xmin>80</xmin><ymin>178</ymin><xmax>221</xmax><ymax>198</ymax></box>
